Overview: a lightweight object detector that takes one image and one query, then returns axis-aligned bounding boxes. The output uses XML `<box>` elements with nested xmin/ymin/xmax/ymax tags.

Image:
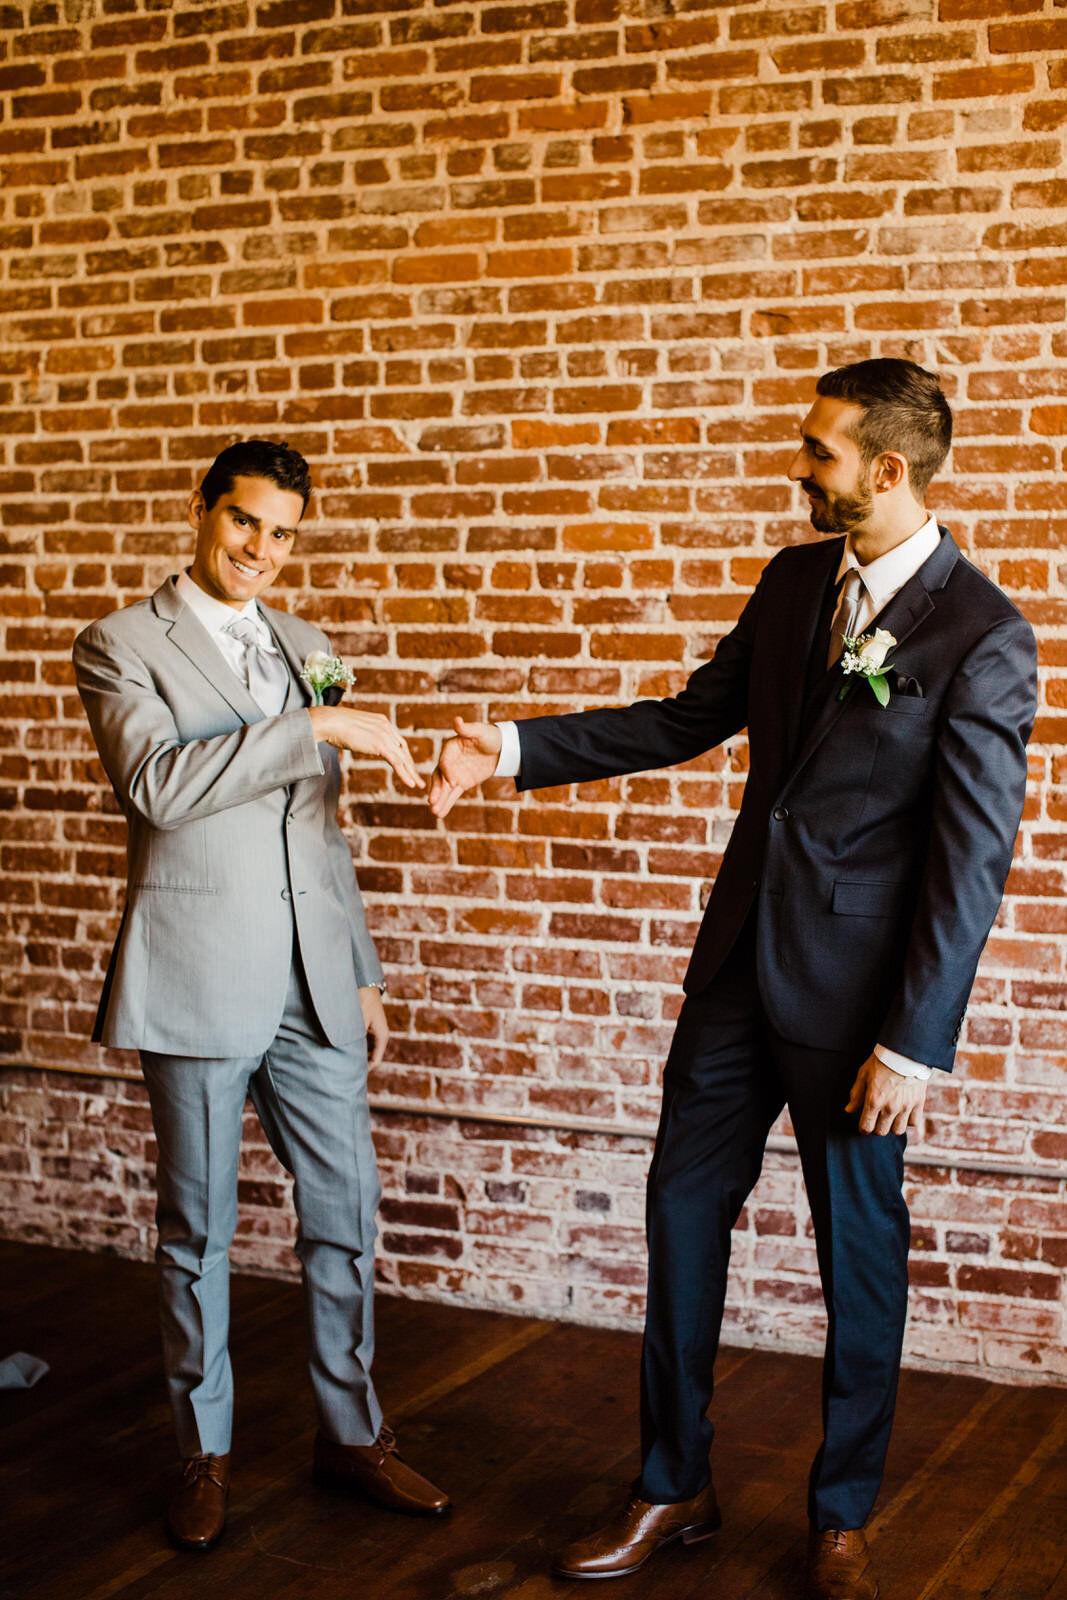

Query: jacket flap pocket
<box><xmin>133</xmin><ymin>882</ymin><xmax>220</xmax><ymax>895</ymax></box>
<box><xmin>832</xmin><ymin>879</ymin><xmax>907</xmax><ymax>917</ymax></box>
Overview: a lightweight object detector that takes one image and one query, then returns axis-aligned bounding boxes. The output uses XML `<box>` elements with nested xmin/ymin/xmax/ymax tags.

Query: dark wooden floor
<box><xmin>2</xmin><ymin>1241</ymin><xmax>1065</xmax><ymax>1600</ymax></box>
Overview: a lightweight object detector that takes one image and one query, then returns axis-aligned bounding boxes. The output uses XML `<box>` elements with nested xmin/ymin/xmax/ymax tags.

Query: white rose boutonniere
<box><xmin>839</xmin><ymin>628</ymin><xmax>897</xmax><ymax>707</ymax></box>
<box><xmin>301</xmin><ymin>650</ymin><xmax>356</xmax><ymax>706</ymax></box>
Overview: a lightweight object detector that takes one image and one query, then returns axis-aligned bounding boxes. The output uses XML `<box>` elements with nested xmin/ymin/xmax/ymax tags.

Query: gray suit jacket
<box><xmin>73</xmin><ymin>577</ymin><xmax>383</xmax><ymax>1056</ymax></box>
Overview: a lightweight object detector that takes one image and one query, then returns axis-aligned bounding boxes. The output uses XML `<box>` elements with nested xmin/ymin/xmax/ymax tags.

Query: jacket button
<box><xmin>773</xmin><ymin>806</ymin><xmax>789</xmax><ymax>821</ymax></box>
<box><xmin>281</xmin><ymin>889</ymin><xmax>291</xmax><ymax>901</ymax></box>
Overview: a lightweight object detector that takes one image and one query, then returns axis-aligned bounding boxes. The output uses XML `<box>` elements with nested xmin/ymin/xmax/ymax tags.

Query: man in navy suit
<box><xmin>429</xmin><ymin>361</ymin><xmax>1037</xmax><ymax>1599</ymax></box>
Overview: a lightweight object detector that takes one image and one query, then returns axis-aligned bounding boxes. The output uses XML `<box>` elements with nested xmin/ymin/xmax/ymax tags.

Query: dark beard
<box><xmin>803</xmin><ymin>472</ymin><xmax>873</xmax><ymax>534</ymax></box>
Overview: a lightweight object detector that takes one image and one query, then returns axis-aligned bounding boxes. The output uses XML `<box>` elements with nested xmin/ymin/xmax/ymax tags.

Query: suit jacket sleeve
<box><xmin>515</xmin><ymin>566</ymin><xmax>766</xmax><ymax>791</ymax></box>
<box><xmin>73</xmin><ymin>617</ymin><xmax>325</xmax><ymax>831</ymax></box>
<box><xmin>879</xmin><ymin>612</ymin><xmax>1038</xmax><ymax>1068</ymax></box>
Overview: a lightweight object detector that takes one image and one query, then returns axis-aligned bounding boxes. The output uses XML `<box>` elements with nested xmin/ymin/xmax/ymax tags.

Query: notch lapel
<box><xmin>151</xmin><ymin>577</ymin><xmax>265</xmax><ymax>724</ymax></box>
<box><xmin>768</xmin><ymin>537</ymin><xmax>844</xmax><ymax>776</ymax></box>
<box><xmin>784</xmin><ymin>528</ymin><xmax>959</xmax><ymax>789</ymax></box>
<box><xmin>261</xmin><ymin>603</ymin><xmax>314</xmax><ymax>707</ymax></box>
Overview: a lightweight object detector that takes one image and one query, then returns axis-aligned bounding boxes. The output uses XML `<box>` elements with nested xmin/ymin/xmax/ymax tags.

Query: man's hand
<box><xmin>359</xmin><ymin>985</ymin><xmax>389</xmax><ymax>1067</ymax></box>
<box><xmin>309</xmin><ymin>705</ymin><xmax>423</xmax><ymax>790</ymax></box>
<box><xmin>846</xmin><ymin>1054</ymin><xmax>926</xmax><ymax>1138</ymax></box>
<box><xmin>428</xmin><ymin>717</ymin><xmax>502</xmax><ymax>818</ymax></box>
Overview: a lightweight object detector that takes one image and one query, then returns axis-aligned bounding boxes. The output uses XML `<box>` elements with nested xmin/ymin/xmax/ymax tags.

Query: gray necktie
<box><xmin>224</xmin><ymin>616</ymin><xmax>289</xmax><ymax>713</ymax></box>
<box><xmin>827</xmin><ymin>569</ymin><xmax>864</xmax><ymax>668</ymax></box>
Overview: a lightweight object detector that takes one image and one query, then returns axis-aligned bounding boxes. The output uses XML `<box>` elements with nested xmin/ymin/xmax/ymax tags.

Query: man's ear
<box><xmin>873</xmin><ymin>451</ymin><xmax>908</xmax><ymax>494</ymax></box>
<box><xmin>187</xmin><ymin>488</ymin><xmax>205</xmax><ymax>533</ymax></box>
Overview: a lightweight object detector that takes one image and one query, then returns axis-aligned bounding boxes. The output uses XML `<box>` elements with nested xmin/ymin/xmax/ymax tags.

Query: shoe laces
<box><xmin>376</xmin><ymin>1425</ymin><xmax>401</xmax><ymax>1461</ymax></box>
<box><xmin>825</xmin><ymin>1529</ymin><xmax>851</xmax><ymax>1554</ymax></box>
<box><xmin>183</xmin><ymin>1455</ymin><xmax>226</xmax><ymax>1490</ymax></box>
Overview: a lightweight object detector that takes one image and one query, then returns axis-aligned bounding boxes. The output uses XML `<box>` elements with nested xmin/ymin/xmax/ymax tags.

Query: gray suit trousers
<box><xmin>141</xmin><ymin>957</ymin><xmax>383</xmax><ymax>1458</ymax></box>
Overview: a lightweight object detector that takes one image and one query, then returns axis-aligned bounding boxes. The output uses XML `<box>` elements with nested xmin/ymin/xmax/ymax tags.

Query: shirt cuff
<box><xmin>494</xmin><ymin>720</ymin><xmax>521</xmax><ymax>778</ymax></box>
<box><xmin>874</xmin><ymin>1043</ymin><xmax>932</xmax><ymax>1081</ymax></box>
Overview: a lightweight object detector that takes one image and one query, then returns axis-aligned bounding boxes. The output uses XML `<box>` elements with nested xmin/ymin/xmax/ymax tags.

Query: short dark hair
<box><xmin>815</xmin><ymin>358</ymin><xmax>952</xmax><ymax>499</ymax></box>
<box><xmin>198</xmin><ymin>439</ymin><xmax>312</xmax><ymax>513</ymax></box>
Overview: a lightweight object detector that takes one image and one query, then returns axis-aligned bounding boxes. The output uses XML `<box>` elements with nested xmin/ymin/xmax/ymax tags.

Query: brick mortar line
<box><xmin>2</xmin><ymin>1060</ymin><xmax>1064</xmax><ymax>1185</ymax></box>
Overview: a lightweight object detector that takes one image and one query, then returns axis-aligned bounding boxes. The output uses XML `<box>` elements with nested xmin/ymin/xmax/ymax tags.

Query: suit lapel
<box><xmin>261</xmin><ymin>603</ymin><xmax>314</xmax><ymax>707</ymax></box>
<box><xmin>768</xmin><ymin>538</ymin><xmax>843</xmax><ymax>775</ymax></box>
<box><xmin>784</xmin><ymin>528</ymin><xmax>959</xmax><ymax>788</ymax></box>
<box><xmin>151</xmin><ymin>577</ymin><xmax>265</xmax><ymax>724</ymax></box>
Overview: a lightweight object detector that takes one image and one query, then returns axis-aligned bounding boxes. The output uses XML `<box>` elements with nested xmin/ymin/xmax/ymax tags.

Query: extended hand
<box><xmin>309</xmin><ymin>705</ymin><xmax>423</xmax><ymax>789</ymax></box>
<box><xmin>359</xmin><ymin>984</ymin><xmax>389</xmax><ymax>1067</ymax></box>
<box><xmin>428</xmin><ymin>716</ymin><xmax>502</xmax><ymax>818</ymax></box>
<box><xmin>846</xmin><ymin>1054</ymin><xmax>926</xmax><ymax>1138</ymax></box>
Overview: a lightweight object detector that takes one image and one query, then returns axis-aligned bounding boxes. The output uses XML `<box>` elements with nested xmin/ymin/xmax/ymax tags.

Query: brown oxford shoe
<box><xmin>313</xmin><ymin>1425</ymin><xmax>450</xmax><ymax>1516</ymax></box>
<box><xmin>806</xmin><ymin>1526</ymin><xmax>879</xmax><ymax>1600</ymax></box>
<box><xmin>552</xmin><ymin>1482</ymin><xmax>721</xmax><ymax>1580</ymax></box>
<box><xmin>166</xmin><ymin>1452</ymin><xmax>230</xmax><ymax>1552</ymax></box>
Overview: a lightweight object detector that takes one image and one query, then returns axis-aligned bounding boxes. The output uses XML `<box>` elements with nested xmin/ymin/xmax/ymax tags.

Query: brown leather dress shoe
<box><xmin>166</xmin><ymin>1453</ymin><xmax>230</xmax><ymax>1551</ymax></box>
<box><xmin>552</xmin><ymin>1483</ymin><xmax>721</xmax><ymax>1579</ymax></box>
<box><xmin>313</xmin><ymin>1425</ymin><xmax>450</xmax><ymax>1515</ymax></box>
<box><xmin>807</xmin><ymin>1527</ymin><xmax>879</xmax><ymax>1600</ymax></box>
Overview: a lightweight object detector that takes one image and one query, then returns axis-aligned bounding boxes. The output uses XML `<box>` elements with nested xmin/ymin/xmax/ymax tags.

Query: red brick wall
<box><xmin>1</xmin><ymin>0</ymin><xmax>1066</xmax><ymax>1383</ymax></box>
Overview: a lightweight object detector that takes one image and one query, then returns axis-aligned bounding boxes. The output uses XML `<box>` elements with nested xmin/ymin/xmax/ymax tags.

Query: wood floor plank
<box><xmin>871</xmin><ymin>1384</ymin><xmax>1067</xmax><ymax>1600</ymax></box>
<box><xmin>916</xmin><ymin>1397</ymin><xmax>1067</xmax><ymax>1600</ymax></box>
<box><xmin>7</xmin><ymin>1294</ymin><xmax>558</xmax><ymax>1599</ymax></box>
<box><xmin>3</xmin><ymin>1243</ymin><xmax>1064</xmax><ymax>1600</ymax></box>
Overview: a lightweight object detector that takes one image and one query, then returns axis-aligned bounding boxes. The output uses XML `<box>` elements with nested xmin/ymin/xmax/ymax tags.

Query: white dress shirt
<box><xmin>175</xmin><ymin>571</ymin><xmax>290</xmax><ymax>717</ymax></box>
<box><xmin>834</xmin><ymin>513</ymin><xmax>940</xmax><ymax>642</ymax></box>
<box><xmin>494</xmin><ymin>514</ymin><xmax>943</xmax><ymax>1082</ymax></box>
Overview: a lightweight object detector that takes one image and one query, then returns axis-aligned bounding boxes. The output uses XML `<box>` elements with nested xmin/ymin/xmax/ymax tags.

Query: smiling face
<box><xmin>788</xmin><ymin>394</ymin><xmax>876</xmax><ymax>535</ymax></box>
<box><xmin>187</xmin><ymin>473</ymin><xmax>304</xmax><ymax>608</ymax></box>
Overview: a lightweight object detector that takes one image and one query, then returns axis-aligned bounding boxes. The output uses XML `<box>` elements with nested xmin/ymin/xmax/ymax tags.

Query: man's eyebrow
<box><xmin>225</xmin><ymin>501</ymin><xmax>298</xmax><ymax>537</ymax></box>
<box><xmin>225</xmin><ymin>500</ymin><xmax>261</xmax><ymax>528</ymax></box>
<box><xmin>801</xmin><ymin>431</ymin><xmax>836</xmax><ymax>453</ymax></box>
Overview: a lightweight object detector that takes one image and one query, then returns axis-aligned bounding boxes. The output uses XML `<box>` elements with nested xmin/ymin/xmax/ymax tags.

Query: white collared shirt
<box><xmin>493</xmin><ymin>514</ymin><xmax>944</xmax><ymax>1082</ymax></box>
<box><xmin>175</xmin><ymin>571</ymin><xmax>289</xmax><ymax>716</ymax></box>
<box><xmin>836</xmin><ymin>513</ymin><xmax>941</xmax><ymax>637</ymax></box>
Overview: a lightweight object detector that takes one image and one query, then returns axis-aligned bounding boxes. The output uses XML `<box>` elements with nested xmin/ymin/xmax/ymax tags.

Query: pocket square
<box><xmin>892</xmin><ymin>674</ymin><xmax>924</xmax><ymax>699</ymax></box>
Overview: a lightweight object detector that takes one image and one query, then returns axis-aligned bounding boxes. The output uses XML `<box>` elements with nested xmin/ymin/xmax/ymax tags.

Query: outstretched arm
<box><xmin>427</xmin><ymin>565</ymin><xmax>768</xmax><ymax>819</ymax></box>
<box><xmin>428</xmin><ymin>718</ymin><xmax>502</xmax><ymax>818</ymax></box>
<box><xmin>308</xmin><ymin>703</ymin><xmax>422</xmax><ymax>791</ymax></box>
<box><xmin>75</xmin><ymin>622</ymin><xmax>422</xmax><ymax>831</ymax></box>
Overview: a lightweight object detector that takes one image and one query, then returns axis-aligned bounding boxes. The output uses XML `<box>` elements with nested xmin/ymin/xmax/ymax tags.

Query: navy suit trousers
<box><xmin>637</xmin><ymin>918</ymin><xmax>910</xmax><ymax>1530</ymax></box>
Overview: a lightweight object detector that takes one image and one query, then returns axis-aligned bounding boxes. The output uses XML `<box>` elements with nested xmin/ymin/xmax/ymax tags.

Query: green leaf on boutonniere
<box><xmin>301</xmin><ymin>650</ymin><xmax>355</xmax><ymax>705</ymax></box>
<box><xmin>839</xmin><ymin>628</ymin><xmax>897</xmax><ymax>709</ymax></box>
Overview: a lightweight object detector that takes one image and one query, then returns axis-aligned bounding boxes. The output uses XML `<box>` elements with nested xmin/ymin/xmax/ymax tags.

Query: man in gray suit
<box><xmin>74</xmin><ymin>439</ymin><xmax>448</xmax><ymax>1549</ymax></box>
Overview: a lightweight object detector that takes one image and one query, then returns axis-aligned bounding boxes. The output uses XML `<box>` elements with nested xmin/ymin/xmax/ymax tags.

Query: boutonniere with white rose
<box><xmin>838</xmin><ymin>628</ymin><xmax>897</xmax><ymax>707</ymax></box>
<box><xmin>300</xmin><ymin>650</ymin><xmax>355</xmax><ymax>706</ymax></box>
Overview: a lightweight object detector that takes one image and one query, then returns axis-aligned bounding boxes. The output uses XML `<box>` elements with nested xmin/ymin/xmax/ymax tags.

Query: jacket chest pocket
<box><xmin>865</xmin><ymin>697</ymin><xmax>938</xmax><ymax>812</ymax></box>
<box><xmin>883</xmin><ymin>695</ymin><xmax>934</xmax><ymax>719</ymax></box>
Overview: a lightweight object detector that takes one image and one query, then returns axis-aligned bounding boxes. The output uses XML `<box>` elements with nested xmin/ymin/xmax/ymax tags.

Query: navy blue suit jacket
<box><xmin>516</xmin><ymin>530</ymin><xmax>1037</xmax><ymax>1072</ymax></box>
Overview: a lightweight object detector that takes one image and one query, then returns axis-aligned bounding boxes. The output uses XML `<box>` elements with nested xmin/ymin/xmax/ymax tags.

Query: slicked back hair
<box><xmin>198</xmin><ymin>439</ymin><xmax>312</xmax><ymax>514</ymax></box>
<box><xmin>815</xmin><ymin>358</ymin><xmax>952</xmax><ymax>500</ymax></box>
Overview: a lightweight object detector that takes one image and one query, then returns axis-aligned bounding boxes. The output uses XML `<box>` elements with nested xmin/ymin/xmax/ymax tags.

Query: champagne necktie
<box><xmin>827</xmin><ymin>569</ymin><xmax>865</xmax><ymax>668</ymax></box>
<box><xmin>224</xmin><ymin>616</ymin><xmax>289</xmax><ymax>713</ymax></box>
